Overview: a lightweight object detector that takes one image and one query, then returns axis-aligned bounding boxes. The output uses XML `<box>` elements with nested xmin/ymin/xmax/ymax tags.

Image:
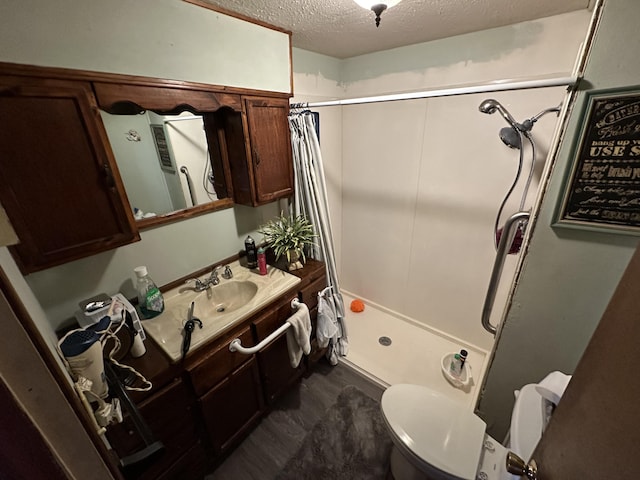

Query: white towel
<box><xmin>285</xmin><ymin>302</ymin><xmax>311</xmax><ymax>368</ymax></box>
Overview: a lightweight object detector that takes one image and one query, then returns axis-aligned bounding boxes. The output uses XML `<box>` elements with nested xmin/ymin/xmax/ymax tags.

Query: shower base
<box><xmin>339</xmin><ymin>291</ymin><xmax>489</xmax><ymax>409</ymax></box>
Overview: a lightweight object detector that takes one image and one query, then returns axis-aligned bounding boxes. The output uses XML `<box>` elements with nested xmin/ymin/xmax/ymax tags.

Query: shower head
<box><xmin>481</xmin><ymin>101</ymin><xmax>562</xmax><ymax>149</ymax></box>
<box><xmin>478</xmin><ymin>99</ymin><xmax>519</xmax><ymax>129</ymax></box>
<box><xmin>499</xmin><ymin>127</ymin><xmax>521</xmax><ymax>149</ymax></box>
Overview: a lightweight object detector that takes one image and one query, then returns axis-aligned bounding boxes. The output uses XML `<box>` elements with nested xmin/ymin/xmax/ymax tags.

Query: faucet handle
<box><xmin>209</xmin><ymin>267</ymin><xmax>221</xmax><ymax>286</ymax></box>
<box><xmin>222</xmin><ymin>265</ymin><xmax>233</xmax><ymax>279</ymax></box>
<box><xmin>185</xmin><ymin>278</ymin><xmax>208</xmax><ymax>291</ymax></box>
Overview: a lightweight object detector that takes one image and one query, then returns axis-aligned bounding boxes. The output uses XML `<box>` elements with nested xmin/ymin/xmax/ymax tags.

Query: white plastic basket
<box><xmin>441</xmin><ymin>353</ymin><xmax>473</xmax><ymax>389</ymax></box>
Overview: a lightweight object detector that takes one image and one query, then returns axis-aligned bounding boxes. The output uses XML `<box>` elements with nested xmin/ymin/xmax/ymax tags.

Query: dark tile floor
<box><xmin>205</xmin><ymin>361</ymin><xmax>385</xmax><ymax>480</ymax></box>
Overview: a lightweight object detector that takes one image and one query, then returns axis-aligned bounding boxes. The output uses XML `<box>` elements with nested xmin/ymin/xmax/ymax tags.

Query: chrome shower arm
<box><xmin>531</xmin><ymin>104</ymin><xmax>562</xmax><ymax>122</ymax></box>
<box><xmin>520</xmin><ymin>104</ymin><xmax>562</xmax><ymax>131</ymax></box>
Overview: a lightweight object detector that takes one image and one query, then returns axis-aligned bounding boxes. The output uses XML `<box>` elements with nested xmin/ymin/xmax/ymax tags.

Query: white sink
<box><xmin>142</xmin><ymin>259</ymin><xmax>301</xmax><ymax>362</ymax></box>
<box><xmin>200</xmin><ymin>280</ymin><xmax>259</xmax><ymax>315</ymax></box>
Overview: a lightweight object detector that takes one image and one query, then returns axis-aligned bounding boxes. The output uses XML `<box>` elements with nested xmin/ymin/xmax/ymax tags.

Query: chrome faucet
<box><xmin>184</xmin><ymin>264</ymin><xmax>230</xmax><ymax>292</ymax></box>
<box><xmin>184</xmin><ymin>277</ymin><xmax>210</xmax><ymax>292</ymax></box>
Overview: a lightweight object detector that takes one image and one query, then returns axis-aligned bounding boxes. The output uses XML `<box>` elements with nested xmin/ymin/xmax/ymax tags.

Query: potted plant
<box><xmin>258</xmin><ymin>212</ymin><xmax>316</xmax><ymax>271</ymax></box>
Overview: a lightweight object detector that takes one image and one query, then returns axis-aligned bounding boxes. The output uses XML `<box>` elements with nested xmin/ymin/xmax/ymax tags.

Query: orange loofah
<box><xmin>350</xmin><ymin>299</ymin><xmax>365</xmax><ymax>313</ymax></box>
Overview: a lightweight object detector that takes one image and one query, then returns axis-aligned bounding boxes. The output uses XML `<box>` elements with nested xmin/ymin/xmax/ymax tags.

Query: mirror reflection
<box><xmin>101</xmin><ymin>111</ymin><xmax>221</xmax><ymax>220</ymax></box>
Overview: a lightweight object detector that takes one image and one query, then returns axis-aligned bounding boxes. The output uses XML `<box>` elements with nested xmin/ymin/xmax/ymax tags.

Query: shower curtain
<box><xmin>288</xmin><ymin>110</ymin><xmax>348</xmax><ymax>364</ymax></box>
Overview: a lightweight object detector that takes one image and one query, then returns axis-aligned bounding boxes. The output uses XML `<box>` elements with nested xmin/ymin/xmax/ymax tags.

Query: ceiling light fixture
<box><xmin>354</xmin><ymin>1</ymin><xmax>401</xmax><ymax>27</ymax></box>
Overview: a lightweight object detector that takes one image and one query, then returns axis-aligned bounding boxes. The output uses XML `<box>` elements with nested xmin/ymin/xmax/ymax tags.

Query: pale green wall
<box><xmin>0</xmin><ymin>1</ymin><xmax>289</xmax><ymax>334</ymax></box>
<box><xmin>479</xmin><ymin>0</ymin><xmax>640</xmax><ymax>438</ymax></box>
<box><xmin>0</xmin><ymin>0</ymin><xmax>290</xmax><ymax>92</ymax></box>
<box><xmin>24</xmin><ymin>204</ymin><xmax>279</xmax><ymax>329</ymax></box>
<box><xmin>341</xmin><ymin>11</ymin><xmax>589</xmax><ymax>95</ymax></box>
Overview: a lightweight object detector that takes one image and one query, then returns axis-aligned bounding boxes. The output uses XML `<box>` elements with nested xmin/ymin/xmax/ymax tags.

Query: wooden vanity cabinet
<box><xmin>252</xmin><ymin>298</ymin><xmax>306</xmax><ymax>405</ymax></box>
<box><xmin>0</xmin><ymin>74</ymin><xmax>139</xmax><ymax>273</ymax></box>
<box><xmin>222</xmin><ymin>96</ymin><xmax>294</xmax><ymax>206</ymax></box>
<box><xmin>252</xmin><ymin>260</ymin><xmax>328</xmax><ymax>405</ymax></box>
<box><xmin>199</xmin><ymin>357</ymin><xmax>263</xmax><ymax>453</ymax></box>
<box><xmin>185</xmin><ymin>325</ymin><xmax>264</xmax><ymax>456</ymax></box>
<box><xmin>105</xmin><ymin>377</ymin><xmax>203</xmax><ymax>480</ymax></box>
<box><xmin>105</xmin><ymin>262</ymin><xmax>327</xmax><ymax>479</ymax></box>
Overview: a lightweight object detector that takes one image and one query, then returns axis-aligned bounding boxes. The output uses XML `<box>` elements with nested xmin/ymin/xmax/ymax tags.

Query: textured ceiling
<box><xmin>198</xmin><ymin>0</ymin><xmax>592</xmax><ymax>59</ymax></box>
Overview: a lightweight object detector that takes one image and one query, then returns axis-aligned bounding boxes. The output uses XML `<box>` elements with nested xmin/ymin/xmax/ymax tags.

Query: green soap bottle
<box><xmin>134</xmin><ymin>266</ymin><xmax>165</xmax><ymax>319</ymax></box>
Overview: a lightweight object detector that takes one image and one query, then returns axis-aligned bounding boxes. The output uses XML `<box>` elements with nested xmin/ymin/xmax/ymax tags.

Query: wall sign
<box><xmin>555</xmin><ymin>87</ymin><xmax>640</xmax><ymax>235</ymax></box>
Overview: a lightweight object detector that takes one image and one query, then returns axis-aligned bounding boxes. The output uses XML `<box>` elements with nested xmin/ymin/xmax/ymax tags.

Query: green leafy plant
<box><xmin>258</xmin><ymin>212</ymin><xmax>316</xmax><ymax>263</ymax></box>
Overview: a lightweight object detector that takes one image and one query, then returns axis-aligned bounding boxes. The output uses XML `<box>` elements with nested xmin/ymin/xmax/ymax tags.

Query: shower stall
<box><xmin>302</xmin><ymin>83</ymin><xmax>573</xmax><ymax>404</ymax></box>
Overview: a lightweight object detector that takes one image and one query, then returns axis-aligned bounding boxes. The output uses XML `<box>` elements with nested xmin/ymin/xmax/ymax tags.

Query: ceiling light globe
<box><xmin>353</xmin><ymin>0</ymin><xmax>402</xmax><ymax>27</ymax></box>
<box><xmin>353</xmin><ymin>0</ymin><xmax>401</xmax><ymax>9</ymax></box>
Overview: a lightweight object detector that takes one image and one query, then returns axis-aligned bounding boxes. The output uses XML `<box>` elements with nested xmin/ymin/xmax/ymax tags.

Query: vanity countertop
<box><xmin>142</xmin><ymin>260</ymin><xmax>301</xmax><ymax>363</ymax></box>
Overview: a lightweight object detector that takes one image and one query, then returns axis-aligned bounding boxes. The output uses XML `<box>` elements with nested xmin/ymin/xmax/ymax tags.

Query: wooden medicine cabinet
<box><xmin>0</xmin><ymin>62</ymin><xmax>294</xmax><ymax>273</ymax></box>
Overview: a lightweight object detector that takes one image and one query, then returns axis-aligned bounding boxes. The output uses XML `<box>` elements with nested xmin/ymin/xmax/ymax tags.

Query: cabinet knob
<box><xmin>102</xmin><ymin>164</ymin><xmax>115</xmax><ymax>189</ymax></box>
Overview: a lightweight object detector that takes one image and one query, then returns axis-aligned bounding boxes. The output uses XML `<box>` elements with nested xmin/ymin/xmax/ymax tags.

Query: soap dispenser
<box><xmin>134</xmin><ymin>266</ymin><xmax>164</xmax><ymax>319</ymax></box>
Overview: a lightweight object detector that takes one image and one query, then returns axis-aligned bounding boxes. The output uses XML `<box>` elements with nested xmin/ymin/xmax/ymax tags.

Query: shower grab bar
<box><xmin>229</xmin><ymin>299</ymin><xmax>302</xmax><ymax>355</ymax></box>
<box><xmin>179</xmin><ymin>166</ymin><xmax>197</xmax><ymax>207</ymax></box>
<box><xmin>482</xmin><ymin>211</ymin><xmax>530</xmax><ymax>336</ymax></box>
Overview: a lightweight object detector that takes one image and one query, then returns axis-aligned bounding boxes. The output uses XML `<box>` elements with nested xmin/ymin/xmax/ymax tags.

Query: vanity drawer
<box><xmin>299</xmin><ymin>275</ymin><xmax>327</xmax><ymax>313</ymax></box>
<box><xmin>252</xmin><ymin>296</ymin><xmax>297</xmax><ymax>342</ymax></box>
<box><xmin>187</xmin><ymin>326</ymin><xmax>253</xmax><ymax>397</ymax></box>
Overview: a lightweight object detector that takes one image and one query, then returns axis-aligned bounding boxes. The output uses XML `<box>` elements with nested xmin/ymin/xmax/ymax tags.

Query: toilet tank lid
<box><xmin>382</xmin><ymin>384</ymin><xmax>486</xmax><ymax>480</ymax></box>
<box><xmin>510</xmin><ymin>383</ymin><xmax>545</xmax><ymax>462</ymax></box>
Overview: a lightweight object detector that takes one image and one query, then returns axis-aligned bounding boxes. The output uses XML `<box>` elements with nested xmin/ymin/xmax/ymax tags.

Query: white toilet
<box><xmin>381</xmin><ymin>383</ymin><xmax>545</xmax><ymax>480</ymax></box>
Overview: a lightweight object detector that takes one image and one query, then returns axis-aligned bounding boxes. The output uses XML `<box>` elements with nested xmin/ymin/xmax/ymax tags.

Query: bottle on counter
<box><xmin>450</xmin><ymin>353</ymin><xmax>462</xmax><ymax>377</ymax></box>
<box><xmin>245</xmin><ymin>235</ymin><xmax>258</xmax><ymax>268</ymax></box>
<box><xmin>459</xmin><ymin>349</ymin><xmax>468</xmax><ymax>370</ymax></box>
<box><xmin>134</xmin><ymin>266</ymin><xmax>165</xmax><ymax>319</ymax></box>
<box><xmin>257</xmin><ymin>247</ymin><xmax>267</xmax><ymax>275</ymax></box>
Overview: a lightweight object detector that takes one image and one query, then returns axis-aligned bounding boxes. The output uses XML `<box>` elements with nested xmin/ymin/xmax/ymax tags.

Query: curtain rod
<box><xmin>297</xmin><ymin>74</ymin><xmax>579</xmax><ymax>108</ymax></box>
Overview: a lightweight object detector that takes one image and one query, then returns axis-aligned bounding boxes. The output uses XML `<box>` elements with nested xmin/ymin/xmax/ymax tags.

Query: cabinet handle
<box><xmin>102</xmin><ymin>164</ymin><xmax>115</xmax><ymax>189</ymax></box>
<box><xmin>253</xmin><ymin>149</ymin><xmax>261</xmax><ymax>166</ymax></box>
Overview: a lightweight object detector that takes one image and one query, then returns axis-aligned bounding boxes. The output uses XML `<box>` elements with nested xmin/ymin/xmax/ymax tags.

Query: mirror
<box><xmin>100</xmin><ymin>110</ymin><xmax>229</xmax><ymax>224</ymax></box>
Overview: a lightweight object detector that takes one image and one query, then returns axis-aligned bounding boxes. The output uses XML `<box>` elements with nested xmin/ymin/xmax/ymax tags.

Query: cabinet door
<box><xmin>244</xmin><ymin>97</ymin><xmax>293</xmax><ymax>204</ymax></box>
<box><xmin>253</xmin><ymin>304</ymin><xmax>305</xmax><ymax>404</ymax></box>
<box><xmin>200</xmin><ymin>357</ymin><xmax>263</xmax><ymax>454</ymax></box>
<box><xmin>105</xmin><ymin>378</ymin><xmax>201</xmax><ymax>480</ymax></box>
<box><xmin>222</xmin><ymin>96</ymin><xmax>293</xmax><ymax>206</ymax></box>
<box><xmin>0</xmin><ymin>76</ymin><xmax>139</xmax><ymax>273</ymax></box>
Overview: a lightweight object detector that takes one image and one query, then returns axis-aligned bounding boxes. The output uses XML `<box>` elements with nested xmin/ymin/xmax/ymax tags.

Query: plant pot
<box><xmin>287</xmin><ymin>249</ymin><xmax>304</xmax><ymax>271</ymax></box>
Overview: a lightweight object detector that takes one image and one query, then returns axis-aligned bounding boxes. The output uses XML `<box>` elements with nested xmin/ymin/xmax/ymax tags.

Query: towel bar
<box><xmin>229</xmin><ymin>299</ymin><xmax>301</xmax><ymax>355</ymax></box>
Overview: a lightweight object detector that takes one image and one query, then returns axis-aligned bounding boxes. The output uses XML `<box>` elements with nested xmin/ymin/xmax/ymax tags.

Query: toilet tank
<box><xmin>509</xmin><ymin>383</ymin><xmax>546</xmax><ymax>462</ymax></box>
